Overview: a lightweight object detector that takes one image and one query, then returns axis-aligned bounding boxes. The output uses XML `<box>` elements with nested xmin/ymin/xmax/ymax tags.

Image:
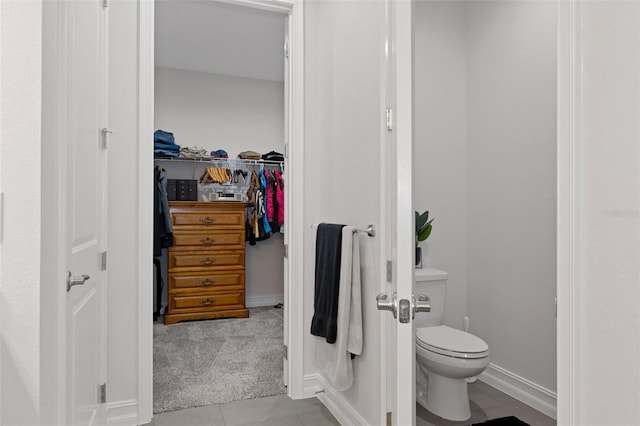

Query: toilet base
<box><xmin>420</xmin><ymin>372</ymin><xmax>471</xmax><ymax>422</ymax></box>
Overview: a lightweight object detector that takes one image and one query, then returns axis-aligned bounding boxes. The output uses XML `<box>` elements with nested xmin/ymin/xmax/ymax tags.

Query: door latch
<box><xmin>376</xmin><ymin>292</ymin><xmax>397</xmax><ymax>318</ymax></box>
<box><xmin>413</xmin><ymin>294</ymin><xmax>431</xmax><ymax>319</ymax></box>
<box><xmin>378</xmin><ymin>293</ymin><xmax>432</xmax><ymax>323</ymax></box>
<box><xmin>67</xmin><ymin>271</ymin><xmax>90</xmax><ymax>292</ymax></box>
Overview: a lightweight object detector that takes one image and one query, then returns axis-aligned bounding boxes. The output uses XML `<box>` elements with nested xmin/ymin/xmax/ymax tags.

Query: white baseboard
<box><xmin>303</xmin><ymin>373</ymin><xmax>324</xmax><ymax>398</ymax></box>
<box><xmin>106</xmin><ymin>399</ymin><xmax>138</xmax><ymax>426</ymax></box>
<box><xmin>303</xmin><ymin>374</ymin><xmax>369</xmax><ymax>426</ymax></box>
<box><xmin>246</xmin><ymin>294</ymin><xmax>284</xmax><ymax>308</ymax></box>
<box><xmin>479</xmin><ymin>363</ymin><xmax>557</xmax><ymax>420</ymax></box>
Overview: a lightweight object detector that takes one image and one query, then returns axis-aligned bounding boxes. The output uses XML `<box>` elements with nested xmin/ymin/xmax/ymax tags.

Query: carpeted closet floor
<box><xmin>153</xmin><ymin>307</ymin><xmax>286</xmax><ymax>414</ymax></box>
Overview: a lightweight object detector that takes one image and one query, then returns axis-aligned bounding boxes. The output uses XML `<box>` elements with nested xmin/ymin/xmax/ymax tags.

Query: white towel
<box><xmin>313</xmin><ymin>226</ymin><xmax>363</xmax><ymax>391</ymax></box>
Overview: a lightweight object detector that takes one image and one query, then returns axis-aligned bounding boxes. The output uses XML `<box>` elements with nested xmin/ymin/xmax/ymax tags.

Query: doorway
<box><xmin>147</xmin><ymin>0</ymin><xmax>301</xmax><ymax>417</ymax></box>
<box><xmin>412</xmin><ymin>0</ymin><xmax>558</xmax><ymax>422</ymax></box>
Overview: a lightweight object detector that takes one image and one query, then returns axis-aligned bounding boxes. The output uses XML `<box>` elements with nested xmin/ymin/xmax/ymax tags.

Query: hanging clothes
<box><xmin>264</xmin><ymin>170</ymin><xmax>276</xmax><ymax>231</ymax></box>
<box><xmin>260</xmin><ymin>170</ymin><xmax>272</xmax><ymax>235</ymax></box>
<box><xmin>154</xmin><ymin>166</ymin><xmax>173</xmax><ymax>256</ymax></box>
<box><xmin>275</xmin><ymin>170</ymin><xmax>285</xmax><ymax>231</ymax></box>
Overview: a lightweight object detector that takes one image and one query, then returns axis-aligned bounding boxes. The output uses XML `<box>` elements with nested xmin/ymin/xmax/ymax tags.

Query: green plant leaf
<box><xmin>417</xmin><ymin>223</ymin><xmax>432</xmax><ymax>242</ymax></box>
<box><xmin>415</xmin><ymin>210</ymin><xmax>429</xmax><ymax>232</ymax></box>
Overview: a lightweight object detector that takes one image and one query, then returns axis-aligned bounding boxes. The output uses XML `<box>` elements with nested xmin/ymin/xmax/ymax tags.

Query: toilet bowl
<box><xmin>413</xmin><ymin>268</ymin><xmax>490</xmax><ymax>422</ymax></box>
<box><xmin>415</xmin><ymin>325</ymin><xmax>490</xmax><ymax>421</ymax></box>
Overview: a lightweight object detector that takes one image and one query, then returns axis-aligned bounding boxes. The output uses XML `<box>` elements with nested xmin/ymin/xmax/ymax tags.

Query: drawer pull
<box><xmin>201</xmin><ymin>257</ymin><xmax>216</xmax><ymax>265</ymax></box>
<box><xmin>200</xmin><ymin>298</ymin><xmax>215</xmax><ymax>306</ymax></box>
<box><xmin>200</xmin><ymin>237</ymin><xmax>216</xmax><ymax>246</ymax></box>
<box><xmin>200</xmin><ymin>216</ymin><xmax>217</xmax><ymax>224</ymax></box>
<box><xmin>201</xmin><ymin>278</ymin><xmax>216</xmax><ymax>286</ymax></box>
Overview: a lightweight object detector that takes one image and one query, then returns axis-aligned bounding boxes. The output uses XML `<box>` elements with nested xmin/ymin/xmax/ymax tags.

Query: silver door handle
<box><xmin>376</xmin><ymin>292</ymin><xmax>397</xmax><ymax>319</ymax></box>
<box><xmin>413</xmin><ymin>294</ymin><xmax>431</xmax><ymax>319</ymax></box>
<box><xmin>67</xmin><ymin>271</ymin><xmax>90</xmax><ymax>292</ymax></box>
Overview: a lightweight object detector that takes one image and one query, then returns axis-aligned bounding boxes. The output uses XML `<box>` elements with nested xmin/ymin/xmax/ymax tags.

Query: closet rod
<box><xmin>154</xmin><ymin>157</ymin><xmax>283</xmax><ymax>167</ymax></box>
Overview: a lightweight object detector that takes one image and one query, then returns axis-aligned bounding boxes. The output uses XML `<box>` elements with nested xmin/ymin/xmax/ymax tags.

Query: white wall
<box><xmin>155</xmin><ymin>67</ymin><xmax>284</xmax><ymax>158</ymax></box>
<box><xmin>414</xmin><ymin>0</ymin><xmax>557</xmax><ymax>397</ymax></box>
<box><xmin>0</xmin><ymin>2</ymin><xmax>42</xmax><ymax>424</ymax></box>
<box><xmin>304</xmin><ymin>1</ymin><xmax>383</xmax><ymax>424</ymax></box>
<box><xmin>578</xmin><ymin>2</ymin><xmax>640</xmax><ymax>424</ymax></box>
<box><xmin>414</xmin><ymin>0</ymin><xmax>468</xmax><ymax>329</ymax></box>
<box><xmin>155</xmin><ymin>67</ymin><xmax>285</xmax><ymax>305</ymax></box>
<box><xmin>466</xmin><ymin>1</ymin><xmax>557</xmax><ymax>393</ymax></box>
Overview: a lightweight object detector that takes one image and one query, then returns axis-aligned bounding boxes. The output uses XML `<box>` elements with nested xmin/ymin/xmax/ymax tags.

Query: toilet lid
<box><xmin>416</xmin><ymin>326</ymin><xmax>489</xmax><ymax>359</ymax></box>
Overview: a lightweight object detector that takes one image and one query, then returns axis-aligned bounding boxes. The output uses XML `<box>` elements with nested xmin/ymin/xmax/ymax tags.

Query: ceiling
<box><xmin>155</xmin><ymin>1</ymin><xmax>285</xmax><ymax>82</ymax></box>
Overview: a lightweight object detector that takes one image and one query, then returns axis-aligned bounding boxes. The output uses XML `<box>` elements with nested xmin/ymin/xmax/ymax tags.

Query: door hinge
<box><xmin>99</xmin><ymin>383</ymin><xmax>106</xmax><ymax>404</ymax></box>
<box><xmin>283</xmin><ymin>244</ymin><xmax>288</xmax><ymax>259</ymax></box>
<box><xmin>101</xmin><ymin>251</ymin><xmax>107</xmax><ymax>271</ymax></box>
<box><xmin>284</xmin><ymin>38</ymin><xmax>289</xmax><ymax>59</ymax></box>
<box><xmin>385</xmin><ymin>108</ymin><xmax>393</xmax><ymax>131</ymax></box>
<box><xmin>386</xmin><ymin>411</ymin><xmax>392</xmax><ymax>426</ymax></box>
<box><xmin>386</xmin><ymin>260</ymin><xmax>392</xmax><ymax>282</ymax></box>
<box><xmin>284</xmin><ymin>143</ymin><xmax>289</xmax><ymax>159</ymax></box>
<box><xmin>102</xmin><ymin>0</ymin><xmax>108</xmax><ymax>8</ymax></box>
<box><xmin>284</xmin><ymin>344</ymin><xmax>288</xmax><ymax>360</ymax></box>
<box><xmin>101</xmin><ymin>128</ymin><xmax>112</xmax><ymax>149</ymax></box>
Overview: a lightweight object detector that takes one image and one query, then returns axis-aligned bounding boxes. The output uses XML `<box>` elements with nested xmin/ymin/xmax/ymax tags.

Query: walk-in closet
<box><xmin>152</xmin><ymin>1</ymin><xmax>288</xmax><ymax>413</ymax></box>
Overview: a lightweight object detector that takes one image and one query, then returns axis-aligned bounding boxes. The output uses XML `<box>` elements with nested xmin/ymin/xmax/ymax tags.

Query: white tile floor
<box><xmin>144</xmin><ymin>380</ymin><xmax>556</xmax><ymax>426</ymax></box>
<box><xmin>418</xmin><ymin>381</ymin><xmax>556</xmax><ymax>426</ymax></box>
<box><xmin>146</xmin><ymin>394</ymin><xmax>339</xmax><ymax>426</ymax></box>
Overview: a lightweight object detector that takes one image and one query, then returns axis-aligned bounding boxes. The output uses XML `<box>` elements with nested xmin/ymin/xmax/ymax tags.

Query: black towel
<box><xmin>310</xmin><ymin>223</ymin><xmax>345</xmax><ymax>344</ymax></box>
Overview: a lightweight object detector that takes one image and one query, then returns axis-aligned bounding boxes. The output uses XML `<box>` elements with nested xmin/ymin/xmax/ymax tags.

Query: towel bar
<box><xmin>355</xmin><ymin>224</ymin><xmax>376</xmax><ymax>237</ymax></box>
<box><xmin>313</xmin><ymin>223</ymin><xmax>376</xmax><ymax>237</ymax></box>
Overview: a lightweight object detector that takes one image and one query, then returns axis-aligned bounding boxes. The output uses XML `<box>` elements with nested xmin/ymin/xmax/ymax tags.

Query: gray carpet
<box><xmin>153</xmin><ymin>307</ymin><xmax>286</xmax><ymax>414</ymax></box>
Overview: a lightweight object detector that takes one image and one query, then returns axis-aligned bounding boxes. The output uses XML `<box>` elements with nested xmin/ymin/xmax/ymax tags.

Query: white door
<box><xmin>62</xmin><ymin>1</ymin><xmax>108</xmax><ymax>425</ymax></box>
<box><xmin>304</xmin><ymin>0</ymin><xmax>415</xmax><ymax>424</ymax></box>
<box><xmin>383</xmin><ymin>0</ymin><xmax>416</xmax><ymax>424</ymax></box>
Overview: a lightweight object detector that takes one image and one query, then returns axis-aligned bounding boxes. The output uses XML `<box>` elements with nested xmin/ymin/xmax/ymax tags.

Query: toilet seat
<box><xmin>416</xmin><ymin>325</ymin><xmax>489</xmax><ymax>359</ymax></box>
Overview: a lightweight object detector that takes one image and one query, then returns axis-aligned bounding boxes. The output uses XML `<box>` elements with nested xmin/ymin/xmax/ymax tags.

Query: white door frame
<box><xmin>136</xmin><ymin>0</ymin><xmax>305</xmax><ymax>421</ymax></box>
<box><xmin>556</xmin><ymin>1</ymin><xmax>581</xmax><ymax>424</ymax></box>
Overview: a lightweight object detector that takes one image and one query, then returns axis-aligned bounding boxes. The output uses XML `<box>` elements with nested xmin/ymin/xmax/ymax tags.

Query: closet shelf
<box><xmin>154</xmin><ymin>157</ymin><xmax>284</xmax><ymax>167</ymax></box>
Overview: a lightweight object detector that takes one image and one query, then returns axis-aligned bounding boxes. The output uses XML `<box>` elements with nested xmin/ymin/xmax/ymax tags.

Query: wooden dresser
<box><xmin>165</xmin><ymin>201</ymin><xmax>251</xmax><ymax>325</ymax></box>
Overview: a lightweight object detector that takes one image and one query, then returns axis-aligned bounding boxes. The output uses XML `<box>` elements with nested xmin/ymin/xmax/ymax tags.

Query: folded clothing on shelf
<box><xmin>154</xmin><ymin>130</ymin><xmax>180</xmax><ymax>157</ymax></box>
<box><xmin>238</xmin><ymin>150</ymin><xmax>261</xmax><ymax>160</ymax></box>
<box><xmin>262</xmin><ymin>151</ymin><xmax>284</xmax><ymax>162</ymax></box>
<box><xmin>211</xmin><ymin>149</ymin><xmax>229</xmax><ymax>159</ymax></box>
<box><xmin>180</xmin><ymin>146</ymin><xmax>208</xmax><ymax>159</ymax></box>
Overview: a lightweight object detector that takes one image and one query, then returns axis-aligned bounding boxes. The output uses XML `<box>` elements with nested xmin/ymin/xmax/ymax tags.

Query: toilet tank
<box><xmin>413</xmin><ymin>268</ymin><xmax>448</xmax><ymax>328</ymax></box>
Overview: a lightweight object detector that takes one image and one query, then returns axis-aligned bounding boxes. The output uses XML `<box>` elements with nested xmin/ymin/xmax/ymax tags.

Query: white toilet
<box><xmin>415</xmin><ymin>268</ymin><xmax>490</xmax><ymax>421</ymax></box>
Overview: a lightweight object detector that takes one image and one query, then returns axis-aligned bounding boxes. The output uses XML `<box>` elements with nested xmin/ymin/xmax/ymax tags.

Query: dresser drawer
<box><xmin>172</xmin><ymin>211</ymin><xmax>244</xmax><ymax>228</ymax></box>
<box><xmin>169</xmin><ymin>292</ymin><xmax>245</xmax><ymax>313</ymax></box>
<box><xmin>169</xmin><ymin>271</ymin><xmax>244</xmax><ymax>292</ymax></box>
<box><xmin>168</xmin><ymin>251</ymin><xmax>245</xmax><ymax>270</ymax></box>
<box><xmin>172</xmin><ymin>230</ymin><xmax>245</xmax><ymax>250</ymax></box>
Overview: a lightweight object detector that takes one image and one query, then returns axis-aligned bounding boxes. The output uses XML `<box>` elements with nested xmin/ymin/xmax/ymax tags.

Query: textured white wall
<box><xmin>154</xmin><ymin>67</ymin><xmax>286</xmax><ymax>303</ymax></box>
<box><xmin>155</xmin><ymin>67</ymin><xmax>284</xmax><ymax>158</ymax></box>
<box><xmin>304</xmin><ymin>1</ymin><xmax>382</xmax><ymax>423</ymax></box>
<box><xmin>414</xmin><ymin>0</ymin><xmax>468</xmax><ymax>329</ymax></box>
<box><xmin>0</xmin><ymin>2</ymin><xmax>42</xmax><ymax>424</ymax></box>
<box><xmin>578</xmin><ymin>2</ymin><xmax>640</xmax><ymax>424</ymax></box>
<box><xmin>414</xmin><ymin>0</ymin><xmax>557</xmax><ymax>394</ymax></box>
<box><xmin>466</xmin><ymin>1</ymin><xmax>557</xmax><ymax>392</ymax></box>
